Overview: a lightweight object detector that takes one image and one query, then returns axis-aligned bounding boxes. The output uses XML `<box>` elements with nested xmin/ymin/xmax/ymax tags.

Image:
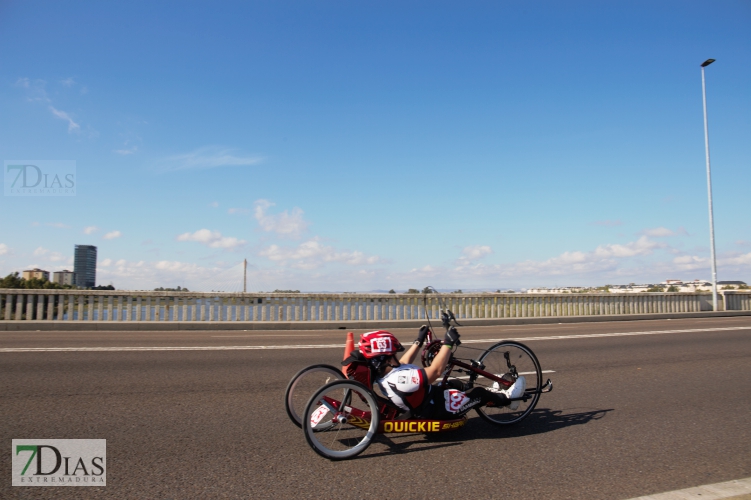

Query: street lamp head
<box><xmin>701</xmin><ymin>59</ymin><xmax>716</xmax><ymax>67</ymax></box>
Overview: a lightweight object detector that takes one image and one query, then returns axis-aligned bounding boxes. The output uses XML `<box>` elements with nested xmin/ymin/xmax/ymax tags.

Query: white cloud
<box><xmin>32</xmin><ymin>246</ymin><xmax>67</xmax><ymax>262</ymax></box>
<box><xmin>113</xmin><ymin>146</ymin><xmax>137</xmax><ymax>155</ymax></box>
<box><xmin>94</xmin><ymin>258</ymin><xmax>250</xmax><ymax>291</ymax></box>
<box><xmin>103</xmin><ymin>230</ymin><xmax>122</xmax><ymax>240</ymax></box>
<box><xmin>0</xmin><ymin>243</ymin><xmax>10</xmax><ymax>256</ymax></box>
<box><xmin>593</xmin><ymin>220</ymin><xmax>623</xmax><ymax>227</ymax></box>
<box><xmin>722</xmin><ymin>252</ymin><xmax>751</xmax><ymax>266</ymax></box>
<box><xmin>228</xmin><ymin>208</ymin><xmax>250</xmax><ymax>215</ymax></box>
<box><xmin>259</xmin><ymin>238</ymin><xmax>379</xmax><ymax>270</ymax></box>
<box><xmin>672</xmin><ymin>255</ymin><xmax>707</xmax><ymax>270</ymax></box>
<box><xmin>640</xmin><ymin>227</ymin><xmax>688</xmax><ymax>238</ymax></box>
<box><xmin>176</xmin><ymin>229</ymin><xmax>245</xmax><ymax>249</ymax></box>
<box><xmin>61</xmin><ymin>77</ymin><xmax>76</xmax><ymax>87</ymax></box>
<box><xmin>83</xmin><ymin>226</ymin><xmax>99</xmax><ymax>235</ymax></box>
<box><xmin>158</xmin><ymin>146</ymin><xmax>263</xmax><ymax>171</ymax></box>
<box><xmin>593</xmin><ymin>236</ymin><xmax>664</xmax><ymax>258</ymax></box>
<box><xmin>49</xmin><ymin>106</ymin><xmax>80</xmax><ymax>133</ymax></box>
<box><xmin>254</xmin><ymin>199</ymin><xmax>309</xmax><ymax>238</ymax></box>
<box><xmin>17</xmin><ymin>78</ymin><xmax>50</xmax><ymax>103</ymax></box>
<box><xmin>461</xmin><ymin>245</ymin><xmax>493</xmax><ymax>260</ymax></box>
<box><xmin>209</xmin><ymin>201</ymin><xmax>219</xmax><ymax>208</ymax></box>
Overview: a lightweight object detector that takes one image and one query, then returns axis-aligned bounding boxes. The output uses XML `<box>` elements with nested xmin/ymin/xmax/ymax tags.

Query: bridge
<box><xmin>1</xmin><ymin>289</ymin><xmax>749</xmax><ymax>330</ymax></box>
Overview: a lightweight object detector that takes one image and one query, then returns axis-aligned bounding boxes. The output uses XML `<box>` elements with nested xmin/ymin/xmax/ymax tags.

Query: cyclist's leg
<box><xmin>419</xmin><ymin>387</ymin><xmax>510</xmax><ymax>420</ymax></box>
<box><xmin>462</xmin><ymin>387</ymin><xmax>509</xmax><ymax>410</ymax></box>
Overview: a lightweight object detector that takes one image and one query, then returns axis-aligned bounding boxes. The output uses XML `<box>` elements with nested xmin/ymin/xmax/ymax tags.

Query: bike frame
<box><xmin>422</xmin><ymin>331</ymin><xmax>552</xmax><ymax>401</ymax></box>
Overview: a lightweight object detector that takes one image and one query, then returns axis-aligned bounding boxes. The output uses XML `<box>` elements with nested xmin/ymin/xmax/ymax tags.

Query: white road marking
<box><xmin>626</xmin><ymin>476</ymin><xmax>751</xmax><ymax>500</ymax></box>
<box><xmin>458</xmin><ymin>325</ymin><xmax>751</xmax><ymax>345</ymax></box>
<box><xmin>0</xmin><ymin>326</ymin><xmax>748</xmax><ymax>353</ymax></box>
<box><xmin>211</xmin><ymin>334</ymin><xmax>326</xmax><ymax>338</ymax></box>
<box><xmin>453</xmin><ymin>370</ymin><xmax>555</xmax><ymax>379</ymax></box>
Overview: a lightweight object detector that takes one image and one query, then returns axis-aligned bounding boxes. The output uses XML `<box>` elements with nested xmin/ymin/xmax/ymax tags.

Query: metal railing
<box><xmin>1</xmin><ymin>289</ymin><xmax>748</xmax><ymax>322</ymax></box>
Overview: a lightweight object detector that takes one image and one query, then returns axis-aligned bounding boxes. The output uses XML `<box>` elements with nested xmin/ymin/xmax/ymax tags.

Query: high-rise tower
<box><xmin>74</xmin><ymin>245</ymin><xmax>97</xmax><ymax>288</ymax></box>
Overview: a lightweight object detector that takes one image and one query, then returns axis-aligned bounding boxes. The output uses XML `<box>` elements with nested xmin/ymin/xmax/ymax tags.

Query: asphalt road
<box><xmin>2</xmin><ymin>316</ymin><xmax>750</xmax><ymax>499</ymax></box>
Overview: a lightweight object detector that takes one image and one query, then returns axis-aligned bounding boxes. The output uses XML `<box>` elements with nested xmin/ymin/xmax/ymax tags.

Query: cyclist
<box><xmin>358</xmin><ymin>328</ymin><xmax>526</xmax><ymax>420</ymax></box>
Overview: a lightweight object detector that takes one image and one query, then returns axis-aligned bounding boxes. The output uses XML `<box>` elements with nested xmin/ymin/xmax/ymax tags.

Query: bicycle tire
<box><xmin>475</xmin><ymin>340</ymin><xmax>542</xmax><ymax>426</ymax></box>
<box><xmin>285</xmin><ymin>364</ymin><xmax>345</xmax><ymax>427</ymax></box>
<box><xmin>302</xmin><ymin>380</ymin><xmax>380</xmax><ymax>461</ymax></box>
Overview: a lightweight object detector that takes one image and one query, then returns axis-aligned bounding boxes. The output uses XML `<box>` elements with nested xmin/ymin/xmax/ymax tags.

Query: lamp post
<box><xmin>701</xmin><ymin>58</ymin><xmax>718</xmax><ymax>311</ymax></box>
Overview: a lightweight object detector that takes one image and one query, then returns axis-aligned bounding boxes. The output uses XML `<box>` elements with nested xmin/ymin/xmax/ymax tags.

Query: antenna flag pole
<box><xmin>243</xmin><ymin>258</ymin><xmax>247</xmax><ymax>293</ymax></box>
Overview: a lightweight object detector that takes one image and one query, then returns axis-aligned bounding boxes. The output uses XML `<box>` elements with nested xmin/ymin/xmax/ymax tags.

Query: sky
<box><xmin>0</xmin><ymin>0</ymin><xmax>749</xmax><ymax>292</ymax></box>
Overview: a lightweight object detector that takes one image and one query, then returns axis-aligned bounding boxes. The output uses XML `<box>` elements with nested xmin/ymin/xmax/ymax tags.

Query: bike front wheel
<box><xmin>303</xmin><ymin>380</ymin><xmax>380</xmax><ymax>460</ymax></box>
<box><xmin>475</xmin><ymin>340</ymin><xmax>542</xmax><ymax>426</ymax></box>
<box><xmin>285</xmin><ymin>364</ymin><xmax>345</xmax><ymax>427</ymax></box>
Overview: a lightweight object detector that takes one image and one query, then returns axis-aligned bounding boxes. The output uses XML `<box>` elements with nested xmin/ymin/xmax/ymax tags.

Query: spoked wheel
<box><xmin>303</xmin><ymin>380</ymin><xmax>380</xmax><ymax>460</ymax></box>
<box><xmin>285</xmin><ymin>364</ymin><xmax>345</xmax><ymax>427</ymax></box>
<box><xmin>475</xmin><ymin>341</ymin><xmax>542</xmax><ymax>426</ymax></box>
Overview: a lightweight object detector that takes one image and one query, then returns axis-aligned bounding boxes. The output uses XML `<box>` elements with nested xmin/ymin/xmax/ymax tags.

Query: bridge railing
<box><xmin>1</xmin><ymin>290</ymin><xmax>749</xmax><ymax>322</ymax></box>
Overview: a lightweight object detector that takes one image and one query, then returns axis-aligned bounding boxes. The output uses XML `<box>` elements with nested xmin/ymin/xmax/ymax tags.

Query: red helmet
<box><xmin>358</xmin><ymin>331</ymin><xmax>404</xmax><ymax>359</ymax></box>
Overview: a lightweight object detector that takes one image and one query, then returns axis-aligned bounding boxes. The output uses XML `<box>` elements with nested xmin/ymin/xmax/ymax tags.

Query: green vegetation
<box><xmin>272</xmin><ymin>289</ymin><xmax>300</xmax><ymax>293</ymax></box>
<box><xmin>388</xmin><ymin>289</ymin><xmax>396</xmax><ymax>293</ymax></box>
<box><xmin>451</xmin><ymin>289</ymin><xmax>463</xmax><ymax>294</ymax></box>
<box><xmin>154</xmin><ymin>286</ymin><xmax>189</xmax><ymax>292</ymax></box>
<box><xmin>0</xmin><ymin>272</ymin><xmax>76</xmax><ymax>290</ymax></box>
<box><xmin>405</xmin><ymin>288</ymin><xmax>420</xmax><ymax>294</ymax></box>
<box><xmin>666</xmin><ymin>285</ymin><xmax>679</xmax><ymax>292</ymax></box>
<box><xmin>739</xmin><ymin>284</ymin><xmax>749</xmax><ymax>290</ymax></box>
<box><xmin>644</xmin><ymin>285</ymin><xmax>665</xmax><ymax>293</ymax></box>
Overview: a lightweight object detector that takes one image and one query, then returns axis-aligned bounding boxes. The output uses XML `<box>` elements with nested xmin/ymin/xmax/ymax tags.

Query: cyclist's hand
<box><xmin>443</xmin><ymin>327</ymin><xmax>461</xmax><ymax>347</ymax></box>
<box><xmin>414</xmin><ymin>325</ymin><xmax>430</xmax><ymax>346</ymax></box>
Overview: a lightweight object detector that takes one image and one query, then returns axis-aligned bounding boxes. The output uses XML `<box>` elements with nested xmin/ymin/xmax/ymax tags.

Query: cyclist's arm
<box><xmin>423</xmin><ymin>345</ymin><xmax>452</xmax><ymax>384</ymax></box>
<box><xmin>399</xmin><ymin>342</ymin><xmax>420</xmax><ymax>365</ymax></box>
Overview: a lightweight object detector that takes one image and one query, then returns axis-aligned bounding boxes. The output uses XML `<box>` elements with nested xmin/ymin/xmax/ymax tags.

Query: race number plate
<box><xmin>310</xmin><ymin>405</ymin><xmax>329</xmax><ymax>427</ymax></box>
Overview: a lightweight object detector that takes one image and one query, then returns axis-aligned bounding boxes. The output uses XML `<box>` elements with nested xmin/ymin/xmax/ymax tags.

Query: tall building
<box><xmin>52</xmin><ymin>270</ymin><xmax>76</xmax><ymax>286</ymax></box>
<box><xmin>22</xmin><ymin>268</ymin><xmax>50</xmax><ymax>281</ymax></box>
<box><xmin>74</xmin><ymin>245</ymin><xmax>97</xmax><ymax>288</ymax></box>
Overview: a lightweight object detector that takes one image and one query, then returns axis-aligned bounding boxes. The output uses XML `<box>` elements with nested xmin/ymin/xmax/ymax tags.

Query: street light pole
<box><xmin>701</xmin><ymin>58</ymin><xmax>718</xmax><ymax>311</ymax></box>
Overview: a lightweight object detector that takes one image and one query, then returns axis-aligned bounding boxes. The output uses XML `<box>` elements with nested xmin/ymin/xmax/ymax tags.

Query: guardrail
<box><xmin>1</xmin><ymin>289</ymin><xmax>749</xmax><ymax>322</ymax></box>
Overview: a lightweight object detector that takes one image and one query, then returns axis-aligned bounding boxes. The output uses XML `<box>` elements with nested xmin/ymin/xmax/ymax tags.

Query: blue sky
<box><xmin>1</xmin><ymin>0</ymin><xmax>749</xmax><ymax>291</ymax></box>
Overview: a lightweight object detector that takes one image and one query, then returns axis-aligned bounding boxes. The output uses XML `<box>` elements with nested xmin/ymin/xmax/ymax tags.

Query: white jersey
<box><xmin>375</xmin><ymin>364</ymin><xmax>430</xmax><ymax>412</ymax></box>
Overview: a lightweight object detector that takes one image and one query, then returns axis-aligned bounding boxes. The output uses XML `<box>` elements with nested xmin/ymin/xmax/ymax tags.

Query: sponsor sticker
<box><xmin>12</xmin><ymin>439</ymin><xmax>105</xmax><ymax>487</ymax></box>
<box><xmin>444</xmin><ymin>389</ymin><xmax>469</xmax><ymax>413</ymax></box>
<box><xmin>398</xmin><ymin>375</ymin><xmax>407</xmax><ymax>384</ymax></box>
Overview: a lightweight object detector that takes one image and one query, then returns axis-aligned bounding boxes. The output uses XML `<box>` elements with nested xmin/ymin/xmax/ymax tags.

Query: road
<box><xmin>1</xmin><ymin>316</ymin><xmax>750</xmax><ymax>499</ymax></box>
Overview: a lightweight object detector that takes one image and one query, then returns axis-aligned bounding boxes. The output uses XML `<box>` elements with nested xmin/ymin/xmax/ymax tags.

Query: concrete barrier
<box><xmin>1</xmin><ymin>289</ymin><xmax>748</xmax><ymax>329</ymax></box>
<box><xmin>0</xmin><ymin>309</ymin><xmax>749</xmax><ymax>331</ymax></box>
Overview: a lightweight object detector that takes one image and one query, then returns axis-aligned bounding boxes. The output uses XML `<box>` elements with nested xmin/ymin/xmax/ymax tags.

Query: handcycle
<box><xmin>284</xmin><ymin>288</ymin><xmax>553</xmax><ymax>460</ymax></box>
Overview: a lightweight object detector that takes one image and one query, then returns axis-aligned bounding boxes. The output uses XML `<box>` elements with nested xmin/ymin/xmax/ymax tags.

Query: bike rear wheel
<box><xmin>285</xmin><ymin>364</ymin><xmax>345</xmax><ymax>427</ymax></box>
<box><xmin>475</xmin><ymin>341</ymin><xmax>542</xmax><ymax>426</ymax></box>
<box><xmin>303</xmin><ymin>380</ymin><xmax>379</xmax><ymax>460</ymax></box>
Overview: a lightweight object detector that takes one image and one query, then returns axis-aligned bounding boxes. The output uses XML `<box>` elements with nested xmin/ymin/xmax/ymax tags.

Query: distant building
<box><xmin>74</xmin><ymin>245</ymin><xmax>97</xmax><ymax>288</ymax></box>
<box><xmin>22</xmin><ymin>268</ymin><xmax>50</xmax><ymax>281</ymax></box>
<box><xmin>52</xmin><ymin>270</ymin><xmax>76</xmax><ymax>286</ymax></box>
